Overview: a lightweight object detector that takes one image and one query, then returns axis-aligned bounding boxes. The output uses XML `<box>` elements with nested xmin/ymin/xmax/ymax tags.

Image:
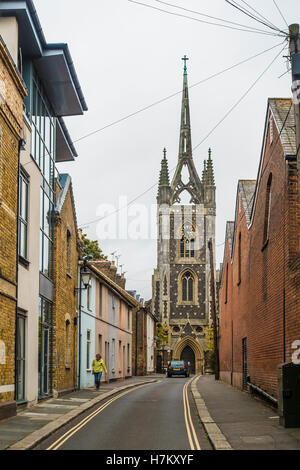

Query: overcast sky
<box><xmin>35</xmin><ymin>0</ymin><xmax>298</xmax><ymax>300</ymax></box>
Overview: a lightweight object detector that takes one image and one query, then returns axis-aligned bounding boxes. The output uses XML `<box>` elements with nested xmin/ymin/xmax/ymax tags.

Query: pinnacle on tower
<box><xmin>158</xmin><ymin>148</ymin><xmax>170</xmax><ymax>188</ymax></box>
<box><xmin>157</xmin><ymin>148</ymin><xmax>171</xmax><ymax>204</ymax></box>
<box><xmin>206</xmin><ymin>148</ymin><xmax>215</xmax><ymax>186</ymax></box>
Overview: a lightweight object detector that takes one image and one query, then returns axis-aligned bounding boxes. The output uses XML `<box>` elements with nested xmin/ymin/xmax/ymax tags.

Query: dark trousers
<box><xmin>94</xmin><ymin>372</ymin><xmax>103</xmax><ymax>389</ymax></box>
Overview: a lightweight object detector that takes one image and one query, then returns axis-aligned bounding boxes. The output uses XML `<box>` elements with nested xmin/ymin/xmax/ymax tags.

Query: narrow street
<box><xmin>1</xmin><ymin>1</ymin><xmax>300</xmax><ymax>455</ymax></box>
<box><xmin>34</xmin><ymin>377</ymin><xmax>211</xmax><ymax>451</ymax></box>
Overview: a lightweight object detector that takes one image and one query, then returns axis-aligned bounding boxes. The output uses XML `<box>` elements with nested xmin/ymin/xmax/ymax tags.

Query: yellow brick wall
<box><xmin>0</xmin><ymin>39</ymin><xmax>26</xmax><ymax>406</ymax></box>
<box><xmin>52</xmin><ymin>179</ymin><xmax>80</xmax><ymax>393</ymax></box>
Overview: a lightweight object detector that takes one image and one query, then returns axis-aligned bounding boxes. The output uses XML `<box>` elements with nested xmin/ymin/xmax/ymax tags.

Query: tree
<box><xmin>204</xmin><ymin>327</ymin><xmax>219</xmax><ymax>372</ymax></box>
<box><xmin>155</xmin><ymin>322</ymin><xmax>169</xmax><ymax>349</ymax></box>
<box><xmin>81</xmin><ymin>232</ymin><xmax>107</xmax><ymax>261</ymax></box>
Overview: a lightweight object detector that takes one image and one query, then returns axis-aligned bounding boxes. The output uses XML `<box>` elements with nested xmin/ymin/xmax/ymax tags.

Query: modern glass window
<box><xmin>38</xmin><ymin>298</ymin><xmax>52</xmax><ymax>397</ymax></box>
<box><xmin>86</xmin><ymin>330</ymin><xmax>91</xmax><ymax>370</ymax></box>
<box><xmin>29</xmin><ymin>71</ymin><xmax>56</xmax><ymax>280</ymax></box>
<box><xmin>182</xmin><ymin>271</ymin><xmax>194</xmax><ymax>302</ymax></box>
<box><xmin>18</xmin><ymin>172</ymin><xmax>29</xmax><ymax>260</ymax></box>
<box><xmin>16</xmin><ymin>313</ymin><xmax>26</xmax><ymax>402</ymax></box>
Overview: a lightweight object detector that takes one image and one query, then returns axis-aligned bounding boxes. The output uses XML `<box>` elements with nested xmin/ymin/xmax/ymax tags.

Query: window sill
<box><xmin>261</xmin><ymin>239</ymin><xmax>269</xmax><ymax>252</ymax></box>
<box><xmin>19</xmin><ymin>255</ymin><xmax>30</xmax><ymax>268</ymax></box>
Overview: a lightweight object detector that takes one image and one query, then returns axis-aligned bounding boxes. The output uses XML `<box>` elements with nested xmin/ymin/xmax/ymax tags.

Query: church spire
<box><xmin>170</xmin><ymin>57</ymin><xmax>203</xmax><ymax>205</ymax></box>
<box><xmin>179</xmin><ymin>55</ymin><xmax>192</xmax><ymax>159</ymax></box>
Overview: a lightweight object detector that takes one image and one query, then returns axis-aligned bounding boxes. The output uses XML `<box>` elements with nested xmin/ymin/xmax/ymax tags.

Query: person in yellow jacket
<box><xmin>92</xmin><ymin>354</ymin><xmax>107</xmax><ymax>390</ymax></box>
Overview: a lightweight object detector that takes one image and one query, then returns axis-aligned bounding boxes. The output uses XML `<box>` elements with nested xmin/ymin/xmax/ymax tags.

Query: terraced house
<box><xmin>0</xmin><ymin>26</ymin><xmax>26</xmax><ymax>421</ymax></box>
<box><xmin>0</xmin><ymin>0</ymin><xmax>87</xmax><ymax>418</ymax></box>
<box><xmin>78</xmin><ymin>260</ymin><xmax>136</xmax><ymax>388</ymax></box>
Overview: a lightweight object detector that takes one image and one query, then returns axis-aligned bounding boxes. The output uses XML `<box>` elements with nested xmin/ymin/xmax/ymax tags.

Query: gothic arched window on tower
<box><xmin>182</xmin><ymin>271</ymin><xmax>194</xmax><ymax>302</ymax></box>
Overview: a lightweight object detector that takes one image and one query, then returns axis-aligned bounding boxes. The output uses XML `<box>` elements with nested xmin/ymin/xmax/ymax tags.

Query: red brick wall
<box><xmin>219</xmin><ymin>111</ymin><xmax>300</xmax><ymax>398</ymax></box>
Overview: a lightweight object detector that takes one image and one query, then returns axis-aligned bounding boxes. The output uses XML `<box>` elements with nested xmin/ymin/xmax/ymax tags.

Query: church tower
<box><xmin>152</xmin><ymin>57</ymin><xmax>216</xmax><ymax>374</ymax></box>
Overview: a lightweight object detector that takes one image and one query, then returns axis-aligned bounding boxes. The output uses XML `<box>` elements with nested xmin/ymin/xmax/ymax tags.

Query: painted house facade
<box><xmin>78</xmin><ymin>261</ymin><xmax>136</xmax><ymax>388</ymax></box>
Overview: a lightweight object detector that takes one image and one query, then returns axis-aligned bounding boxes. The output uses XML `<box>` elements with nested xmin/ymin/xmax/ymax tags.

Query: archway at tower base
<box><xmin>173</xmin><ymin>336</ymin><xmax>204</xmax><ymax>374</ymax></box>
<box><xmin>180</xmin><ymin>345</ymin><xmax>195</xmax><ymax>374</ymax></box>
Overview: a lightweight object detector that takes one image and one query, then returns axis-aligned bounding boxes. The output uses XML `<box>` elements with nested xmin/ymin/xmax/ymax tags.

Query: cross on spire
<box><xmin>182</xmin><ymin>55</ymin><xmax>189</xmax><ymax>75</ymax></box>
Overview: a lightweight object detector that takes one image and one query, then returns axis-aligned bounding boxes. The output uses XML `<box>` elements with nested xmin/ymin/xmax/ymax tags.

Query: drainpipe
<box><xmin>135</xmin><ymin>309</ymin><xmax>138</xmax><ymax>376</ymax></box>
<box><xmin>283</xmin><ymin>289</ymin><xmax>286</xmax><ymax>363</ymax></box>
<box><xmin>78</xmin><ymin>264</ymin><xmax>82</xmax><ymax>390</ymax></box>
<box><xmin>248</xmin><ymin>381</ymin><xmax>278</xmax><ymax>406</ymax></box>
<box><xmin>231</xmin><ymin>320</ymin><xmax>234</xmax><ymax>386</ymax></box>
<box><xmin>14</xmin><ymin>139</ymin><xmax>22</xmax><ymax>402</ymax></box>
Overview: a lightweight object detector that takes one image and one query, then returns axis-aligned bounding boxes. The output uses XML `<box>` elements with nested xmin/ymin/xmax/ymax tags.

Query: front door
<box><xmin>16</xmin><ymin>314</ymin><xmax>26</xmax><ymax>402</ymax></box>
<box><xmin>181</xmin><ymin>346</ymin><xmax>195</xmax><ymax>374</ymax></box>
<box><xmin>38</xmin><ymin>299</ymin><xmax>51</xmax><ymax>397</ymax></box>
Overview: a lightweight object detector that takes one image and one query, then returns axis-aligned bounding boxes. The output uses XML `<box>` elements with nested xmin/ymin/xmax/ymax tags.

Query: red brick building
<box><xmin>219</xmin><ymin>98</ymin><xmax>300</xmax><ymax>400</ymax></box>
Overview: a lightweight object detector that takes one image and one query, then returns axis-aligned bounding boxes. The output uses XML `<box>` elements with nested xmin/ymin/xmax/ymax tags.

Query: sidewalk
<box><xmin>0</xmin><ymin>375</ymin><xmax>163</xmax><ymax>450</ymax></box>
<box><xmin>196</xmin><ymin>375</ymin><xmax>300</xmax><ymax>450</ymax></box>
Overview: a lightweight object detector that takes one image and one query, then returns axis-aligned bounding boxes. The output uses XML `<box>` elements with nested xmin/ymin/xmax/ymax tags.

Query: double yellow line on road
<box><xmin>47</xmin><ymin>383</ymin><xmax>153</xmax><ymax>450</ymax></box>
<box><xmin>183</xmin><ymin>376</ymin><xmax>201</xmax><ymax>450</ymax></box>
<box><xmin>47</xmin><ymin>377</ymin><xmax>200</xmax><ymax>451</ymax></box>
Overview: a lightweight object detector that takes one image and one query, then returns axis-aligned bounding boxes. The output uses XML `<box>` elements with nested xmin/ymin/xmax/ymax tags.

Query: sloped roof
<box><xmin>88</xmin><ymin>262</ymin><xmax>141</xmax><ymax>309</ymax></box>
<box><xmin>269</xmin><ymin>98</ymin><xmax>296</xmax><ymax>156</ymax></box>
<box><xmin>238</xmin><ymin>180</ymin><xmax>257</xmax><ymax>225</ymax></box>
<box><xmin>220</xmin><ymin>221</ymin><xmax>234</xmax><ymax>283</ymax></box>
<box><xmin>55</xmin><ymin>174</ymin><xmax>71</xmax><ymax>214</ymax></box>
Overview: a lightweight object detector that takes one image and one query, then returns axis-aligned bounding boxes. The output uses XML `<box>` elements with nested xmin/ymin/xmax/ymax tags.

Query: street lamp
<box><xmin>75</xmin><ymin>261</ymin><xmax>92</xmax><ymax>390</ymax></box>
<box><xmin>81</xmin><ymin>268</ymin><xmax>91</xmax><ymax>289</ymax></box>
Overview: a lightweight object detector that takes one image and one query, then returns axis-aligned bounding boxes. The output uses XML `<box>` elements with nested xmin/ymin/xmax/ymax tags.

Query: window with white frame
<box><xmin>86</xmin><ymin>330</ymin><xmax>91</xmax><ymax>370</ymax></box>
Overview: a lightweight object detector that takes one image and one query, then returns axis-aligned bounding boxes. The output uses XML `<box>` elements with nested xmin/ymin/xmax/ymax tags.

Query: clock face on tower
<box><xmin>183</xmin><ymin>223</ymin><xmax>195</xmax><ymax>239</ymax></box>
